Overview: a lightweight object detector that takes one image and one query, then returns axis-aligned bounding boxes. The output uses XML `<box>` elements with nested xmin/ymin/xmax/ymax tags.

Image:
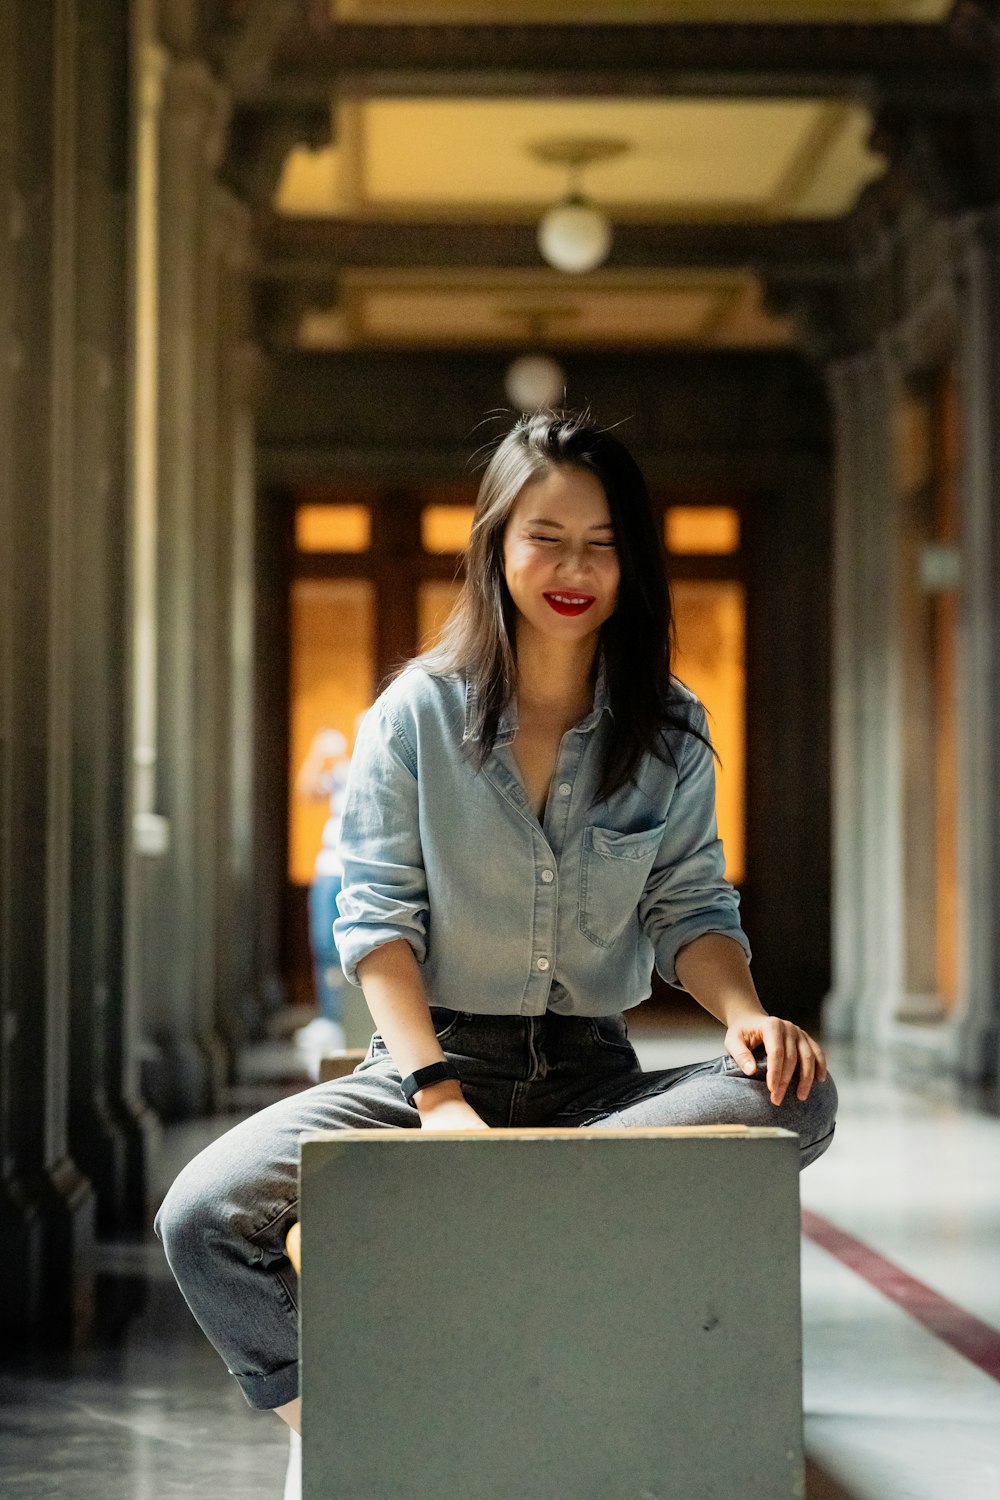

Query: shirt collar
<box><xmin>462</xmin><ymin>657</ymin><xmax>610</xmax><ymax>745</ymax></box>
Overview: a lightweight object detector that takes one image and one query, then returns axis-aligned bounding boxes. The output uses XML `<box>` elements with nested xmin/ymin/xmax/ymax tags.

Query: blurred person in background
<box><xmin>294</xmin><ymin>726</ymin><xmax>352</xmax><ymax>1071</ymax></box>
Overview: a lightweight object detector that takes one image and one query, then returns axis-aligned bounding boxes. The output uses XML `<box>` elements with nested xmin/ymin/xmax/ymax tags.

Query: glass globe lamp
<box><xmin>537</xmin><ymin>194</ymin><xmax>613</xmax><ymax>275</ymax></box>
<box><xmin>504</xmin><ymin>353</ymin><xmax>565</xmax><ymax>411</ymax></box>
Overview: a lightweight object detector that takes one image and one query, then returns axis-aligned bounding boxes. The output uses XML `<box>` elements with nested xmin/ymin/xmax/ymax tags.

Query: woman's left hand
<box><xmin>724</xmin><ymin>1014</ymin><xmax>827</xmax><ymax>1107</ymax></box>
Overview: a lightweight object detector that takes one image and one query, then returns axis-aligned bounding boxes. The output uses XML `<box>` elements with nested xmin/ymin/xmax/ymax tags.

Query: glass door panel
<box><xmin>670</xmin><ymin>580</ymin><xmax>746</xmax><ymax>884</ymax></box>
<box><xmin>288</xmin><ymin>578</ymin><xmax>375</xmax><ymax>886</ymax></box>
<box><xmin>897</xmin><ymin>377</ymin><xmax>961</xmax><ymax>1012</ymax></box>
<box><xmin>417</xmin><ymin>580</ymin><xmax>462</xmax><ymax>652</ymax></box>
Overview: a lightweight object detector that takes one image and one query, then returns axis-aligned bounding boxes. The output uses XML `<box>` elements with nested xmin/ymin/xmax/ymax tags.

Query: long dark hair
<box><xmin>417</xmin><ymin>410</ymin><xmax>713</xmax><ymax>800</ymax></box>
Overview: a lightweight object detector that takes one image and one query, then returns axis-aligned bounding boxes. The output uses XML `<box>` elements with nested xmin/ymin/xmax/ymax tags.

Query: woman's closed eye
<box><xmin>529</xmin><ymin>534</ymin><xmax>616</xmax><ymax>550</ymax></box>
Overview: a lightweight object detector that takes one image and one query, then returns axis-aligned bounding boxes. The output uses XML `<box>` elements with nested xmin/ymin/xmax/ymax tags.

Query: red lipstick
<box><xmin>543</xmin><ymin>592</ymin><xmax>596</xmax><ymax>617</ymax></box>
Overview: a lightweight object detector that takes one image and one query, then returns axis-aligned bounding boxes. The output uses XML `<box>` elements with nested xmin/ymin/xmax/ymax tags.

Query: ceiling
<box><xmin>329</xmin><ymin>1</ymin><xmax>950</xmax><ymax>21</ymax></box>
<box><xmin>277</xmin><ymin>99</ymin><xmax>884</xmax><ymax>221</ymax></box>
<box><xmin>268</xmin><ymin>3</ymin><xmax>955</xmax><ymax>351</ymax></box>
<box><xmin>297</xmin><ymin>267</ymin><xmax>796</xmax><ymax>349</ymax></box>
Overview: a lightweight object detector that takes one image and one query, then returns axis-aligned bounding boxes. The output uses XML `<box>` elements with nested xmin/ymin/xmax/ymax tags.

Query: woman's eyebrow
<box><xmin>525</xmin><ymin>516</ymin><xmax>614</xmax><ymax>531</ymax></box>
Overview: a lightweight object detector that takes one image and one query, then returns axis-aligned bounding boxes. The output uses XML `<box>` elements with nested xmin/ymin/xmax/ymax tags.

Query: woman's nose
<box><xmin>557</xmin><ymin>544</ymin><xmax>591</xmax><ymax>577</ymax></box>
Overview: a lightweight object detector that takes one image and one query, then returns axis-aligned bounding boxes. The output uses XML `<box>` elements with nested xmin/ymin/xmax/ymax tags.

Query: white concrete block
<box><xmin>300</xmin><ymin>1127</ymin><xmax>803</xmax><ymax>1500</ymax></box>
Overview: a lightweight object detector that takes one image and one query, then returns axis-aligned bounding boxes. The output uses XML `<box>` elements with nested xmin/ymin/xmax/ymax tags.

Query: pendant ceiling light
<box><xmin>504</xmin><ymin>353</ymin><xmax>565</xmax><ymax>411</ymax></box>
<box><xmin>530</xmin><ymin>137</ymin><xmax>629</xmax><ymax>275</ymax></box>
<box><xmin>501</xmin><ymin>307</ymin><xmax>577</xmax><ymax>412</ymax></box>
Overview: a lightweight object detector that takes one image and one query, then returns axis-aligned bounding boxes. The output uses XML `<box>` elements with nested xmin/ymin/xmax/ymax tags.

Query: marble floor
<box><xmin>2</xmin><ymin>1028</ymin><xmax>999</xmax><ymax>1499</ymax></box>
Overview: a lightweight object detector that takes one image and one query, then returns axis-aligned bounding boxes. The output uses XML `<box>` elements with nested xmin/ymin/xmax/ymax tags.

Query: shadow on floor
<box><xmin>806</xmin><ymin>1455</ymin><xmax>862</xmax><ymax>1499</ymax></box>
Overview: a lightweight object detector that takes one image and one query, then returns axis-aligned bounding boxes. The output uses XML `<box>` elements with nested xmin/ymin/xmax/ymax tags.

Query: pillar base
<box><xmin>959</xmin><ymin>1019</ymin><xmax>1000</xmax><ymax>1087</ymax></box>
<box><xmin>70</xmin><ymin>1100</ymin><xmax>129</xmax><ymax>1236</ymax></box>
<box><xmin>114</xmin><ymin>1093</ymin><xmax>161</xmax><ymax>1230</ymax></box>
<box><xmin>0</xmin><ymin>1158</ymin><xmax>95</xmax><ymax>1344</ymax></box>
<box><xmin>820</xmin><ymin>986</ymin><xmax>858</xmax><ymax>1041</ymax></box>
<box><xmin>0</xmin><ymin>1183</ymin><xmax>44</xmax><ymax>1339</ymax></box>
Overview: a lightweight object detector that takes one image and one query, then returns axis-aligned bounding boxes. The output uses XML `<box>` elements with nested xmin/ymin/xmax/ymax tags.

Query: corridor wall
<box><xmin>0</xmin><ymin>0</ymin><xmax>281</xmax><ymax>1342</ymax></box>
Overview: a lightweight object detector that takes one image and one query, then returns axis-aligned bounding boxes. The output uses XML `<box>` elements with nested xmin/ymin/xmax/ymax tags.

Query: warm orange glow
<box><xmin>894</xmin><ymin>392</ymin><xmax>932</xmax><ymax>497</ymax></box>
<box><xmin>288</xmin><ymin>579</ymin><xmax>375</xmax><ymax>885</ymax></box>
<box><xmin>296</xmin><ymin>504</ymin><xmax>371</xmax><ymax>553</ymax></box>
<box><xmin>670</xmin><ymin>580</ymin><xmax>746</xmax><ymax>884</ymax></box>
<box><xmin>665</xmin><ymin>506</ymin><xmax>740</xmax><ymax>556</ymax></box>
<box><xmin>896</xmin><ymin>376</ymin><xmax>962</xmax><ymax>1011</ymax></box>
<box><xmin>417</xmin><ymin>580</ymin><xmax>462</xmax><ymax>651</ymax></box>
<box><xmin>422</xmin><ymin>505</ymin><xmax>475</xmax><ymax>554</ymax></box>
<box><xmin>935</xmin><ymin>371</ymin><xmax>961</xmax><ymax>1008</ymax></box>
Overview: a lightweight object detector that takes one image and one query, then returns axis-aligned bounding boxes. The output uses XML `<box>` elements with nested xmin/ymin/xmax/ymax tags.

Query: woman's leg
<box><xmin>154</xmin><ymin>1055</ymin><xmax>417</xmax><ymax>1414</ymax></box>
<box><xmin>551</xmin><ymin>1025</ymin><xmax>837</xmax><ymax>1170</ymax></box>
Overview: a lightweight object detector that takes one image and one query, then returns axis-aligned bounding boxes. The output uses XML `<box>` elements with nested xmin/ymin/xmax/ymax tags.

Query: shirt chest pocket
<box><xmin>578</xmin><ymin>822</ymin><xmax>667</xmax><ymax>950</ymax></box>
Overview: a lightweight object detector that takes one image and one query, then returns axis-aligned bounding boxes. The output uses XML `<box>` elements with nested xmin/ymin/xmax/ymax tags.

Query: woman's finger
<box><xmin>796</xmin><ymin>1038</ymin><xmax>815</xmax><ymax>1101</ymax></box>
<box><xmin>730</xmin><ymin>1044</ymin><xmax>758</xmax><ymax>1075</ymax></box>
<box><xmin>764</xmin><ymin>1029</ymin><xmax>786</xmax><ymax>1101</ymax></box>
<box><xmin>781</xmin><ymin>1030</ymin><xmax>799</xmax><ymax>1092</ymax></box>
<box><xmin>795</xmin><ymin>1027</ymin><xmax>827</xmax><ymax>1080</ymax></box>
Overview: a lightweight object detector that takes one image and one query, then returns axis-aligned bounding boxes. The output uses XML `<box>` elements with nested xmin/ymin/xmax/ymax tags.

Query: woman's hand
<box><xmin>418</xmin><ymin>1096</ymin><xmax>491</xmax><ymax>1132</ymax></box>
<box><xmin>413</xmin><ymin>1079</ymin><xmax>490</xmax><ymax>1131</ymax></box>
<box><xmin>724</xmin><ymin>1014</ymin><xmax>827</xmax><ymax>1107</ymax></box>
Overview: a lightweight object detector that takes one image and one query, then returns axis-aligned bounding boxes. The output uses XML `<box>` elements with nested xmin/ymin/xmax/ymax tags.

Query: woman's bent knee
<box><xmin>154</xmin><ymin>1121</ymin><xmax>301</xmax><ymax>1289</ymax></box>
<box><xmin>154</xmin><ymin>1140</ymin><xmax>261</xmax><ymax>1283</ymax></box>
<box><xmin>799</xmin><ymin>1070</ymin><xmax>838</xmax><ymax>1169</ymax></box>
<box><xmin>154</xmin><ymin>1164</ymin><xmax>218</xmax><ymax>1282</ymax></box>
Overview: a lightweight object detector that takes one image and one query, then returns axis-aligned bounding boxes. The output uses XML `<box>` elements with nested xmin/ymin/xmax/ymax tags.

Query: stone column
<box><xmin>0</xmin><ymin>0</ymin><xmax>96</xmax><ymax>1342</ymax></box>
<box><xmin>253</xmin><ymin>472</ymin><xmax>293</xmax><ymax>1031</ymax></box>
<box><xmin>953</xmin><ymin>210</ymin><xmax>1000</xmax><ymax>1084</ymax></box>
<box><xmin>65</xmin><ymin>0</ymin><xmax>158</xmax><ymax>1236</ymax></box>
<box><xmin>189</xmin><ymin>97</ymin><xmax>234</xmax><ymax>1107</ymax></box>
<box><xmin>213</xmin><ymin>189</ymin><xmax>266</xmax><ymax>1051</ymax></box>
<box><xmin>122</xmin><ymin>8</ymin><xmax>170</xmax><ymax>1169</ymax></box>
<box><xmin>230</xmin><ymin>340</ymin><xmax>271</xmax><ymax>1041</ymax></box>
<box><xmin>66</xmin><ymin>0</ymin><xmax>130</xmax><ymax>1230</ymax></box>
<box><xmin>134</xmin><ymin>54</ymin><xmax>227</xmax><ymax>1118</ymax></box>
<box><xmin>822</xmin><ymin>358</ymin><xmax>865</xmax><ymax>1039</ymax></box>
<box><xmin>823</xmin><ymin>348</ymin><xmax>906</xmax><ymax>1045</ymax></box>
<box><xmin>0</xmin><ymin>0</ymin><xmax>27</xmax><ymax>1333</ymax></box>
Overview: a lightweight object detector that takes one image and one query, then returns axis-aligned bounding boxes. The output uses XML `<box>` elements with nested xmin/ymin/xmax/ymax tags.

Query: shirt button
<box><xmin>540</xmin><ymin>869</ymin><xmax>554</xmax><ymax>884</ymax></box>
<box><xmin>558</xmin><ymin>782</ymin><xmax>572</xmax><ymax>796</ymax></box>
<box><xmin>536</xmin><ymin>957</ymin><xmax>550</xmax><ymax>972</ymax></box>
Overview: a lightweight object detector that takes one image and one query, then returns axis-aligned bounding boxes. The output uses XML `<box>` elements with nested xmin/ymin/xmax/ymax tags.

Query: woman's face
<box><xmin>502</xmin><ymin>466</ymin><xmax>620</xmax><ymax>649</ymax></box>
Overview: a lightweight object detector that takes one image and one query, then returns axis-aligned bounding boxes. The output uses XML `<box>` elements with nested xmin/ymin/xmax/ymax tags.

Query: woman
<box><xmin>156</xmin><ymin>411</ymin><xmax>836</xmax><ymax>1449</ymax></box>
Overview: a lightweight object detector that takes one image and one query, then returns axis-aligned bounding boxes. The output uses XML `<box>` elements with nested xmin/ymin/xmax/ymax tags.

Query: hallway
<box><xmin>2</xmin><ymin>1030</ymin><xmax>998</xmax><ymax>1500</ymax></box>
<box><xmin>4</xmin><ymin>3</ymin><xmax>1000</xmax><ymax>1495</ymax></box>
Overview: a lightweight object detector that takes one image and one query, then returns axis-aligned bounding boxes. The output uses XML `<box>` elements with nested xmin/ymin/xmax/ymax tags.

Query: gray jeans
<box><xmin>155</xmin><ymin>1007</ymin><xmax>837</xmax><ymax>1410</ymax></box>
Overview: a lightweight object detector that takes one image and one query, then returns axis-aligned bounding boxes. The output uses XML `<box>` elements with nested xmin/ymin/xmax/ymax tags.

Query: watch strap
<box><xmin>401</xmin><ymin>1059</ymin><xmax>460</xmax><ymax>1109</ymax></box>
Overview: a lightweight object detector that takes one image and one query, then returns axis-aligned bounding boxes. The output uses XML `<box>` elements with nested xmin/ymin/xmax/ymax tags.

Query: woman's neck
<box><xmin>514</xmin><ymin>625</ymin><xmax>599</xmax><ymax>725</ymax></box>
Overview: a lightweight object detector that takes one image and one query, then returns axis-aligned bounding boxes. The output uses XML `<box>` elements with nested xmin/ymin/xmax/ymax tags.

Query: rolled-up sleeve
<box><xmin>333</xmin><ymin>701</ymin><xmax>429</xmax><ymax>985</ymax></box>
<box><xmin>638</xmin><ymin>707</ymin><xmax>751</xmax><ymax>988</ymax></box>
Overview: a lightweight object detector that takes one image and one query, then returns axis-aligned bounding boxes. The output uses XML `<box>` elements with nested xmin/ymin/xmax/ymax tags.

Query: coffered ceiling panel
<box><xmin>296</xmin><ymin>269</ymin><xmax>794</xmax><ymax>349</ymax></box>
<box><xmin>331</xmin><ymin>1</ymin><xmax>949</xmax><ymax>21</ymax></box>
<box><xmin>276</xmin><ymin>98</ymin><xmax>885</xmax><ymax>219</ymax></box>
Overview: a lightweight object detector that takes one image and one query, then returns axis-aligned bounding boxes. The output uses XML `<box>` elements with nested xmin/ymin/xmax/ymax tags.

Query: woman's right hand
<box><xmin>418</xmin><ymin>1088</ymin><xmax>490</xmax><ymax>1132</ymax></box>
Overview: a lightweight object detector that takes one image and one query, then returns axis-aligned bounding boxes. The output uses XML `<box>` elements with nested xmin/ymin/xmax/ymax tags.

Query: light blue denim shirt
<box><xmin>334</xmin><ymin>665</ymin><xmax>750</xmax><ymax>1017</ymax></box>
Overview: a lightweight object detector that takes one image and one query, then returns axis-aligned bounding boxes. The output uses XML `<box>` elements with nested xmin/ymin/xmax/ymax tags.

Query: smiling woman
<box><xmin>504</xmin><ymin>467</ymin><xmax>619</xmax><ymax>626</ymax></box>
<box><xmin>155</xmin><ymin>411</ymin><xmax>836</xmax><ymax>1448</ymax></box>
<box><xmin>417</xmin><ymin>410</ymin><xmax>687</xmax><ymax>802</ymax></box>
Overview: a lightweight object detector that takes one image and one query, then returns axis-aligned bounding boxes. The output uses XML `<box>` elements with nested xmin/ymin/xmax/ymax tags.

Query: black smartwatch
<box><xmin>401</xmin><ymin>1060</ymin><xmax>460</xmax><ymax>1109</ymax></box>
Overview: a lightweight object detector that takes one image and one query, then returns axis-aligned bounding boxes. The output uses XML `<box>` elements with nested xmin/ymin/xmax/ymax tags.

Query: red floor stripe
<box><xmin>802</xmin><ymin>1208</ymin><xmax>1000</xmax><ymax>1384</ymax></box>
